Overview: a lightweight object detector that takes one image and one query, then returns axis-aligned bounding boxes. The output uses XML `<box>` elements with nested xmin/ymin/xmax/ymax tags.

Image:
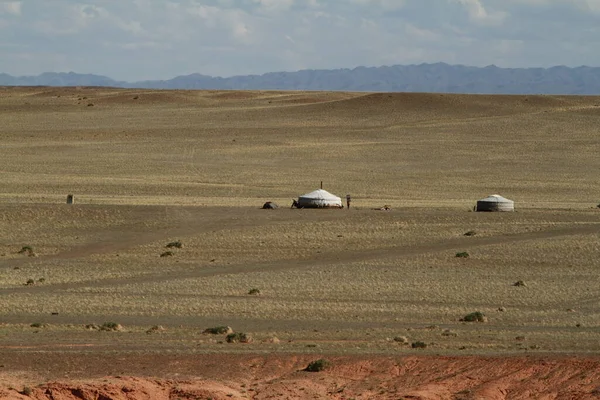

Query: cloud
<box><xmin>0</xmin><ymin>0</ymin><xmax>598</xmax><ymax>81</ymax></box>
<box><xmin>455</xmin><ymin>0</ymin><xmax>507</xmax><ymax>25</ymax></box>
<box><xmin>253</xmin><ymin>0</ymin><xmax>294</xmax><ymax>13</ymax></box>
<box><xmin>0</xmin><ymin>1</ymin><xmax>21</xmax><ymax>15</ymax></box>
<box><xmin>349</xmin><ymin>0</ymin><xmax>405</xmax><ymax>10</ymax></box>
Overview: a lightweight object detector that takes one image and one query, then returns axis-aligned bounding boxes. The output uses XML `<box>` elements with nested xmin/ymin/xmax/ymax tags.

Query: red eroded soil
<box><xmin>2</xmin><ymin>354</ymin><xmax>600</xmax><ymax>399</ymax></box>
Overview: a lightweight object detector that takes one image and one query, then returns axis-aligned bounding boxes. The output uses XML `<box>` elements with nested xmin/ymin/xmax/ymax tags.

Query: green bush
<box><xmin>248</xmin><ymin>288</ymin><xmax>261</xmax><ymax>295</ymax></box>
<box><xmin>25</xmin><ymin>279</ymin><xmax>35</xmax><ymax>286</ymax></box>
<box><xmin>160</xmin><ymin>251</ymin><xmax>174</xmax><ymax>257</ymax></box>
<box><xmin>30</xmin><ymin>322</ymin><xmax>44</xmax><ymax>328</ymax></box>
<box><xmin>18</xmin><ymin>245</ymin><xmax>33</xmax><ymax>254</ymax></box>
<box><xmin>203</xmin><ymin>326</ymin><xmax>232</xmax><ymax>335</ymax></box>
<box><xmin>463</xmin><ymin>231</ymin><xmax>477</xmax><ymax>236</ymax></box>
<box><xmin>460</xmin><ymin>311</ymin><xmax>487</xmax><ymax>322</ymax></box>
<box><xmin>226</xmin><ymin>332</ymin><xmax>252</xmax><ymax>343</ymax></box>
<box><xmin>99</xmin><ymin>322</ymin><xmax>122</xmax><ymax>331</ymax></box>
<box><xmin>455</xmin><ymin>251</ymin><xmax>470</xmax><ymax>258</ymax></box>
<box><xmin>411</xmin><ymin>341</ymin><xmax>427</xmax><ymax>349</ymax></box>
<box><xmin>305</xmin><ymin>359</ymin><xmax>331</xmax><ymax>372</ymax></box>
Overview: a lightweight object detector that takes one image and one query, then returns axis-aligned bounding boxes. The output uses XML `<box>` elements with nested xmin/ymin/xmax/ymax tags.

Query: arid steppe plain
<box><xmin>0</xmin><ymin>87</ymin><xmax>599</xmax><ymax>399</ymax></box>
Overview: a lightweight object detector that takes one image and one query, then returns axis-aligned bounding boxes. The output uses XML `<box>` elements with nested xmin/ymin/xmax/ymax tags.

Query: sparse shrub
<box><xmin>99</xmin><ymin>322</ymin><xmax>122</xmax><ymax>331</ymax></box>
<box><xmin>38</xmin><ymin>278</ymin><xmax>45</xmax><ymax>283</ymax></box>
<box><xmin>30</xmin><ymin>322</ymin><xmax>45</xmax><ymax>328</ymax></box>
<box><xmin>203</xmin><ymin>326</ymin><xmax>233</xmax><ymax>335</ymax></box>
<box><xmin>25</xmin><ymin>279</ymin><xmax>35</xmax><ymax>286</ymax></box>
<box><xmin>166</xmin><ymin>241</ymin><xmax>183</xmax><ymax>249</ymax></box>
<box><xmin>441</xmin><ymin>330</ymin><xmax>457</xmax><ymax>337</ymax></box>
<box><xmin>463</xmin><ymin>231</ymin><xmax>477</xmax><ymax>236</ymax></box>
<box><xmin>160</xmin><ymin>251</ymin><xmax>174</xmax><ymax>257</ymax></box>
<box><xmin>411</xmin><ymin>341</ymin><xmax>427</xmax><ymax>349</ymax></box>
<box><xmin>21</xmin><ymin>386</ymin><xmax>32</xmax><ymax>396</ymax></box>
<box><xmin>460</xmin><ymin>311</ymin><xmax>487</xmax><ymax>322</ymax></box>
<box><xmin>513</xmin><ymin>280</ymin><xmax>527</xmax><ymax>287</ymax></box>
<box><xmin>18</xmin><ymin>245</ymin><xmax>33</xmax><ymax>254</ymax></box>
<box><xmin>146</xmin><ymin>325</ymin><xmax>165</xmax><ymax>334</ymax></box>
<box><xmin>87</xmin><ymin>103</ymin><xmax>94</xmax><ymax>107</ymax></box>
<box><xmin>305</xmin><ymin>359</ymin><xmax>330</xmax><ymax>372</ymax></box>
<box><xmin>248</xmin><ymin>288</ymin><xmax>261</xmax><ymax>295</ymax></box>
<box><xmin>133</xmin><ymin>95</ymin><xmax>139</xmax><ymax>100</ymax></box>
<box><xmin>455</xmin><ymin>251</ymin><xmax>469</xmax><ymax>258</ymax></box>
<box><xmin>226</xmin><ymin>332</ymin><xmax>252</xmax><ymax>343</ymax></box>
<box><xmin>393</xmin><ymin>336</ymin><xmax>409</xmax><ymax>344</ymax></box>
<box><xmin>18</xmin><ymin>245</ymin><xmax>35</xmax><ymax>257</ymax></box>
<box><xmin>85</xmin><ymin>324</ymin><xmax>99</xmax><ymax>330</ymax></box>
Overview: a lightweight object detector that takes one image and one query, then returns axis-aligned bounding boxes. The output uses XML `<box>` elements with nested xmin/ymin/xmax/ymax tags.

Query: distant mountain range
<box><xmin>2</xmin><ymin>63</ymin><xmax>600</xmax><ymax>94</ymax></box>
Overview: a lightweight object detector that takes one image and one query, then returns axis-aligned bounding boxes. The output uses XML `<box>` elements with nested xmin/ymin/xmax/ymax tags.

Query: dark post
<box><xmin>320</xmin><ymin>181</ymin><xmax>323</xmax><ymax>189</ymax></box>
<box><xmin>346</xmin><ymin>194</ymin><xmax>351</xmax><ymax>209</ymax></box>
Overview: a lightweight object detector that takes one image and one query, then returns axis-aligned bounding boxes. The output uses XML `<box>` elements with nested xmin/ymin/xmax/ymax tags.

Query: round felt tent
<box><xmin>476</xmin><ymin>194</ymin><xmax>514</xmax><ymax>212</ymax></box>
<box><xmin>294</xmin><ymin>189</ymin><xmax>343</xmax><ymax>209</ymax></box>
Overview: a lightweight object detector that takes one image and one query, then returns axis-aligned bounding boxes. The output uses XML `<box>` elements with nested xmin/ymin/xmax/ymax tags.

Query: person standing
<box><xmin>346</xmin><ymin>194</ymin><xmax>351</xmax><ymax>209</ymax></box>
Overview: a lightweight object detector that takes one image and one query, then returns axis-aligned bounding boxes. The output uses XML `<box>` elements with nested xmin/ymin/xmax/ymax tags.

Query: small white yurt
<box><xmin>476</xmin><ymin>194</ymin><xmax>514</xmax><ymax>212</ymax></box>
<box><xmin>295</xmin><ymin>189</ymin><xmax>343</xmax><ymax>208</ymax></box>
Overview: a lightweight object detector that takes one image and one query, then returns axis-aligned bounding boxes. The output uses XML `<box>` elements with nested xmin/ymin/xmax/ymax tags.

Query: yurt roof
<box><xmin>478</xmin><ymin>194</ymin><xmax>513</xmax><ymax>202</ymax></box>
<box><xmin>299</xmin><ymin>189</ymin><xmax>341</xmax><ymax>201</ymax></box>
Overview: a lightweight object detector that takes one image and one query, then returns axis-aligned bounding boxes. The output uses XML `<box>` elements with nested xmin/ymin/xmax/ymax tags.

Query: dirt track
<box><xmin>1</xmin><ymin>208</ymin><xmax>598</xmax><ymax>296</ymax></box>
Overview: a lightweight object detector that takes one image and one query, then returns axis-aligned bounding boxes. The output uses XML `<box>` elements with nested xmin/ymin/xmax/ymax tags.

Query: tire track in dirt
<box><xmin>383</xmin><ymin>104</ymin><xmax>600</xmax><ymax>131</ymax></box>
<box><xmin>0</xmin><ymin>206</ymin><xmax>302</xmax><ymax>270</ymax></box>
<box><xmin>2</xmin><ymin>221</ymin><xmax>598</xmax><ymax>295</ymax></box>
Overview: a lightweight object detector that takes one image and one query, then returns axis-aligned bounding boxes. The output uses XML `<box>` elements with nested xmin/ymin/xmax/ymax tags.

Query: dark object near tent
<box><xmin>262</xmin><ymin>201</ymin><xmax>279</xmax><ymax>209</ymax></box>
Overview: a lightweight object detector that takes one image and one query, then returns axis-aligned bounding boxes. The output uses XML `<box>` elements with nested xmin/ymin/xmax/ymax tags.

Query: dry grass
<box><xmin>0</xmin><ymin>87</ymin><xmax>599</xmax><ymax>354</ymax></box>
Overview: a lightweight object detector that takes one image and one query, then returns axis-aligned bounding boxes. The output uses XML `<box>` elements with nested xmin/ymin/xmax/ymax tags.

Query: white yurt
<box><xmin>476</xmin><ymin>194</ymin><xmax>515</xmax><ymax>212</ymax></box>
<box><xmin>295</xmin><ymin>189</ymin><xmax>343</xmax><ymax>208</ymax></box>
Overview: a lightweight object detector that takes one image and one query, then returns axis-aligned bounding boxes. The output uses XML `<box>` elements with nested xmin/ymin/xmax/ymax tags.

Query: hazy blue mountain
<box><xmin>2</xmin><ymin>63</ymin><xmax>600</xmax><ymax>94</ymax></box>
<box><xmin>0</xmin><ymin>71</ymin><xmax>125</xmax><ymax>87</ymax></box>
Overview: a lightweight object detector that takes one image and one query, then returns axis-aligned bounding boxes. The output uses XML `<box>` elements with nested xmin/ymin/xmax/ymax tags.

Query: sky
<box><xmin>1</xmin><ymin>0</ymin><xmax>600</xmax><ymax>81</ymax></box>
